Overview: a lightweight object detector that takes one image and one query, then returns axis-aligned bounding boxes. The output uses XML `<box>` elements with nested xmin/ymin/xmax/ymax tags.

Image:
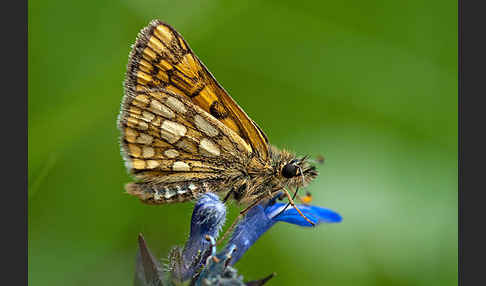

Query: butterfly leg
<box><xmin>283</xmin><ymin>188</ymin><xmax>312</xmax><ymax>204</ymax></box>
<box><xmin>217</xmin><ymin>214</ymin><xmax>243</xmax><ymax>246</ymax></box>
<box><xmin>222</xmin><ymin>189</ymin><xmax>234</xmax><ymax>203</ymax></box>
<box><xmin>284</xmin><ymin>187</ymin><xmax>311</xmax><ymax>204</ymax></box>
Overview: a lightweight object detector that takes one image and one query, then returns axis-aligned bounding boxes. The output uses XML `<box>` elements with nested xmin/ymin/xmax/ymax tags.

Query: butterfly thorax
<box><xmin>228</xmin><ymin>146</ymin><xmax>318</xmax><ymax>205</ymax></box>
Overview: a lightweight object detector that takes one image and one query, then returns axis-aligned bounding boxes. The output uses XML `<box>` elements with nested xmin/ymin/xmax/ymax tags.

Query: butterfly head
<box><xmin>280</xmin><ymin>156</ymin><xmax>318</xmax><ymax>189</ymax></box>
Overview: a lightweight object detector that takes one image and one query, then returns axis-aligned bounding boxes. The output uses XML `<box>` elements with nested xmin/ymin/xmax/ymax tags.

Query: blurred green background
<box><xmin>28</xmin><ymin>0</ymin><xmax>457</xmax><ymax>285</ymax></box>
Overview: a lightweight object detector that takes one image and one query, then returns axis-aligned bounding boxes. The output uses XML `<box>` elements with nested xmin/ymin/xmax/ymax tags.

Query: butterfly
<box><xmin>117</xmin><ymin>20</ymin><xmax>319</xmax><ymax>228</ymax></box>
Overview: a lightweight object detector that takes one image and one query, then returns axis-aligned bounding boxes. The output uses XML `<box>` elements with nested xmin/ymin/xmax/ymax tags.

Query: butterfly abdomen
<box><xmin>125</xmin><ymin>181</ymin><xmax>204</xmax><ymax>204</ymax></box>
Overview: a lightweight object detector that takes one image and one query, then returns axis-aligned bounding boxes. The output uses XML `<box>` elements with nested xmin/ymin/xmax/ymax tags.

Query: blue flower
<box><xmin>220</xmin><ymin>195</ymin><xmax>342</xmax><ymax>265</ymax></box>
<box><xmin>178</xmin><ymin>192</ymin><xmax>341</xmax><ymax>280</ymax></box>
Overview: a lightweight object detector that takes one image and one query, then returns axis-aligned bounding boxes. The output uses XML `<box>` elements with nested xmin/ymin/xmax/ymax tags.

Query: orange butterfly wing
<box><xmin>124</xmin><ymin>20</ymin><xmax>269</xmax><ymax>162</ymax></box>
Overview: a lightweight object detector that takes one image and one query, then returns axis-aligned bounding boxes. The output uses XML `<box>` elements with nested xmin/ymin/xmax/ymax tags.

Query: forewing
<box><xmin>124</xmin><ymin>19</ymin><xmax>269</xmax><ymax>162</ymax></box>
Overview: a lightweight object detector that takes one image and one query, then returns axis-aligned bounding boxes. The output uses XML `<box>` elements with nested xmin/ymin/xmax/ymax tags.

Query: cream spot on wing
<box><xmin>136</xmin><ymin>133</ymin><xmax>153</xmax><ymax>145</ymax></box>
<box><xmin>188</xmin><ymin>183</ymin><xmax>197</xmax><ymax>191</ymax></box>
<box><xmin>132</xmin><ymin>159</ymin><xmax>146</xmax><ymax>169</ymax></box>
<box><xmin>146</xmin><ymin>160</ymin><xmax>159</xmax><ymax>169</ymax></box>
<box><xmin>153</xmin><ymin>191</ymin><xmax>161</xmax><ymax>201</ymax></box>
<box><xmin>142</xmin><ymin>111</ymin><xmax>155</xmax><ymax>122</ymax></box>
<box><xmin>125</xmin><ymin>128</ymin><xmax>138</xmax><ymax>143</ymax></box>
<box><xmin>129</xmin><ymin>106</ymin><xmax>142</xmax><ymax>115</ymax></box>
<box><xmin>135</xmin><ymin>94</ymin><xmax>149</xmax><ymax>104</ymax></box>
<box><xmin>127</xmin><ymin>117</ymin><xmax>138</xmax><ymax>125</ymax></box>
<box><xmin>164</xmin><ymin>149</ymin><xmax>179</xmax><ymax>158</ymax></box>
<box><xmin>142</xmin><ymin>146</ymin><xmax>155</xmax><ymax>158</ymax></box>
<box><xmin>194</xmin><ymin>115</ymin><xmax>219</xmax><ymax>137</ymax></box>
<box><xmin>172</xmin><ymin>161</ymin><xmax>190</xmax><ymax>171</ymax></box>
<box><xmin>165</xmin><ymin>97</ymin><xmax>187</xmax><ymax>114</ymax></box>
<box><xmin>160</xmin><ymin>120</ymin><xmax>187</xmax><ymax>143</ymax></box>
<box><xmin>139</xmin><ymin>121</ymin><xmax>149</xmax><ymax>130</ymax></box>
<box><xmin>128</xmin><ymin>144</ymin><xmax>142</xmax><ymax>157</ymax></box>
<box><xmin>164</xmin><ymin>189</ymin><xmax>176</xmax><ymax>199</ymax></box>
<box><xmin>199</xmin><ymin>138</ymin><xmax>220</xmax><ymax>157</ymax></box>
<box><xmin>176</xmin><ymin>186</ymin><xmax>186</xmax><ymax>195</ymax></box>
<box><xmin>150</xmin><ymin>100</ymin><xmax>175</xmax><ymax>119</ymax></box>
<box><xmin>128</xmin><ymin>117</ymin><xmax>148</xmax><ymax>130</ymax></box>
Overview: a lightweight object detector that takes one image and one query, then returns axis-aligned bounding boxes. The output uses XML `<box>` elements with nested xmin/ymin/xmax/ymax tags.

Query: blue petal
<box><xmin>218</xmin><ymin>199</ymin><xmax>341</xmax><ymax>266</ymax></box>
<box><xmin>220</xmin><ymin>205</ymin><xmax>276</xmax><ymax>265</ymax></box>
<box><xmin>181</xmin><ymin>193</ymin><xmax>226</xmax><ymax>280</ymax></box>
<box><xmin>267</xmin><ymin>203</ymin><xmax>342</xmax><ymax>226</ymax></box>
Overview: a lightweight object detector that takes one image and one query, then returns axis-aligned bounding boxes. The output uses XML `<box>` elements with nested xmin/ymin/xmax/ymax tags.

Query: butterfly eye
<box><xmin>282</xmin><ymin>162</ymin><xmax>299</xmax><ymax>178</ymax></box>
